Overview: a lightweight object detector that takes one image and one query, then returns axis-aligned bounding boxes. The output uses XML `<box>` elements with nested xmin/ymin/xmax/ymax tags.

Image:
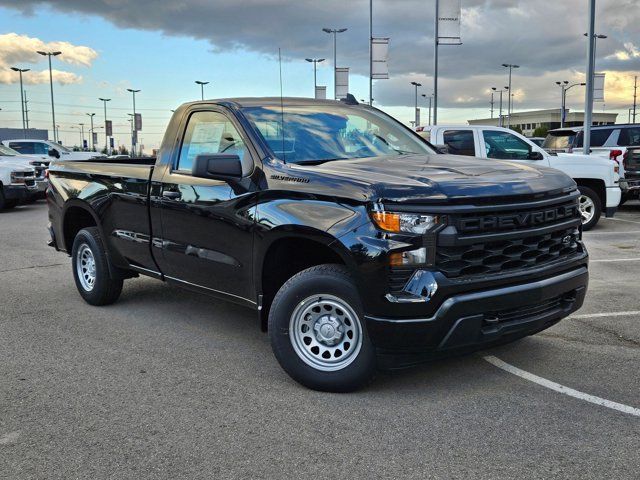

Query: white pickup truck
<box><xmin>0</xmin><ymin>144</ymin><xmax>49</xmax><ymax>199</ymax></box>
<box><xmin>417</xmin><ymin>125</ymin><xmax>621</xmax><ymax>230</ymax></box>
<box><xmin>0</xmin><ymin>160</ymin><xmax>37</xmax><ymax>210</ymax></box>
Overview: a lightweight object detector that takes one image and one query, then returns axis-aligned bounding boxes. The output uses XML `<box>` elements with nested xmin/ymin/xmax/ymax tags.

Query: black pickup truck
<box><xmin>47</xmin><ymin>96</ymin><xmax>589</xmax><ymax>391</ymax></box>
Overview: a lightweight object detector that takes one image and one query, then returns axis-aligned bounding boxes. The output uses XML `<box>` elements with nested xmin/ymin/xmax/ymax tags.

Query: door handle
<box><xmin>162</xmin><ymin>190</ymin><xmax>182</xmax><ymax>199</ymax></box>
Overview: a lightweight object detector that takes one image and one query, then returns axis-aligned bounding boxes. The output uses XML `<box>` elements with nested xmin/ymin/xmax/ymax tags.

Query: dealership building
<box><xmin>468</xmin><ymin>109</ymin><xmax>618</xmax><ymax>137</ymax></box>
<box><xmin>0</xmin><ymin>128</ymin><xmax>49</xmax><ymax>142</ymax></box>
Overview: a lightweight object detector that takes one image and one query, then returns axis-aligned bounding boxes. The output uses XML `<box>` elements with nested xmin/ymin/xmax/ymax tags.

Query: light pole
<box><xmin>78</xmin><ymin>123</ymin><xmax>86</xmax><ymax>150</ymax></box>
<box><xmin>99</xmin><ymin>98</ymin><xmax>111</xmax><ymax>154</ymax></box>
<box><xmin>411</xmin><ymin>81</ymin><xmax>422</xmax><ymax>126</ymax></box>
<box><xmin>322</xmin><ymin>28</ymin><xmax>348</xmax><ymax>99</ymax></box>
<box><xmin>556</xmin><ymin>81</ymin><xmax>586</xmax><ymax>127</ymax></box>
<box><xmin>10</xmin><ymin>67</ymin><xmax>29</xmax><ymax>137</ymax></box>
<box><xmin>583</xmin><ymin>2</ymin><xmax>597</xmax><ymax>154</ymax></box>
<box><xmin>421</xmin><ymin>93</ymin><xmax>433</xmax><ymax>125</ymax></box>
<box><xmin>127</xmin><ymin>88</ymin><xmax>140</xmax><ymax>156</ymax></box>
<box><xmin>305</xmin><ymin>58</ymin><xmax>325</xmax><ymax>97</ymax></box>
<box><xmin>195</xmin><ymin>80</ymin><xmax>209</xmax><ymax>100</ymax></box>
<box><xmin>86</xmin><ymin>113</ymin><xmax>96</xmax><ymax>150</ymax></box>
<box><xmin>37</xmin><ymin>50</ymin><xmax>62</xmax><ymax>143</ymax></box>
<box><xmin>502</xmin><ymin>63</ymin><xmax>519</xmax><ymax>128</ymax></box>
<box><xmin>489</xmin><ymin>89</ymin><xmax>495</xmax><ymax>119</ymax></box>
<box><xmin>493</xmin><ymin>87</ymin><xmax>509</xmax><ymax>127</ymax></box>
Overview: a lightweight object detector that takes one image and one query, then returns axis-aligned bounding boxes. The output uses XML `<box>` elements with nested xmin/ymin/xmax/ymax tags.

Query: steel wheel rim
<box><xmin>289</xmin><ymin>294</ymin><xmax>363</xmax><ymax>372</ymax></box>
<box><xmin>76</xmin><ymin>244</ymin><xmax>96</xmax><ymax>291</ymax></box>
<box><xmin>578</xmin><ymin>194</ymin><xmax>595</xmax><ymax>224</ymax></box>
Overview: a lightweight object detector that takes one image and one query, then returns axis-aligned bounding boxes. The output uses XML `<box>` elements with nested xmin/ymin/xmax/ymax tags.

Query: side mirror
<box><xmin>192</xmin><ymin>153</ymin><xmax>242</xmax><ymax>180</ymax></box>
<box><xmin>48</xmin><ymin>149</ymin><xmax>60</xmax><ymax>159</ymax></box>
<box><xmin>528</xmin><ymin>150</ymin><xmax>544</xmax><ymax>160</ymax></box>
<box><xmin>434</xmin><ymin>144</ymin><xmax>450</xmax><ymax>154</ymax></box>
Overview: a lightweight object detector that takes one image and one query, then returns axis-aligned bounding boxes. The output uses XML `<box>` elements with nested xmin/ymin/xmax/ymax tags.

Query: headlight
<box><xmin>371</xmin><ymin>211</ymin><xmax>440</xmax><ymax>234</ymax></box>
<box><xmin>10</xmin><ymin>171</ymin><xmax>26</xmax><ymax>184</ymax></box>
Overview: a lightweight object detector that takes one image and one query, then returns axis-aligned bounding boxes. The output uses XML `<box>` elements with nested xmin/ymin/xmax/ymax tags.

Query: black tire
<box><xmin>71</xmin><ymin>227</ymin><xmax>123</xmax><ymax>306</ymax></box>
<box><xmin>577</xmin><ymin>186</ymin><xmax>601</xmax><ymax>231</ymax></box>
<box><xmin>0</xmin><ymin>189</ymin><xmax>16</xmax><ymax>210</ymax></box>
<box><xmin>268</xmin><ymin>264</ymin><xmax>376</xmax><ymax>392</ymax></box>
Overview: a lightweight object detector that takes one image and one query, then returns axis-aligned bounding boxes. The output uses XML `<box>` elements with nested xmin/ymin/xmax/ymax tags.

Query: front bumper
<box><xmin>366</xmin><ymin>266</ymin><xmax>588</xmax><ymax>369</ymax></box>
<box><xmin>4</xmin><ymin>184</ymin><xmax>37</xmax><ymax>201</ymax></box>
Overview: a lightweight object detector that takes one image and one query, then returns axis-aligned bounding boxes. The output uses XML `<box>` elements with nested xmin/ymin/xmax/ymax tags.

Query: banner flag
<box><xmin>372</xmin><ymin>38</ymin><xmax>390</xmax><ymax>79</ymax></box>
<box><xmin>105</xmin><ymin>120</ymin><xmax>113</xmax><ymax>137</ymax></box>
<box><xmin>438</xmin><ymin>0</ymin><xmax>462</xmax><ymax>45</ymax></box>
<box><xmin>315</xmin><ymin>86</ymin><xmax>327</xmax><ymax>100</ymax></box>
<box><xmin>593</xmin><ymin>73</ymin><xmax>605</xmax><ymax>102</ymax></box>
<box><xmin>335</xmin><ymin>67</ymin><xmax>350</xmax><ymax>99</ymax></box>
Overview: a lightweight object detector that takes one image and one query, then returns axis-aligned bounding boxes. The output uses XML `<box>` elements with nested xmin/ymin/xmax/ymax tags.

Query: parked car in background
<box><xmin>0</xmin><ymin>144</ymin><xmax>49</xmax><ymax>199</ymax></box>
<box><xmin>529</xmin><ymin>137</ymin><xmax>546</xmax><ymax>147</ymax></box>
<box><xmin>417</xmin><ymin>125</ymin><xmax>621</xmax><ymax>230</ymax></box>
<box><xmin>621</xmin><ymin>146</ymin><xmax>640</xmax><ymax>203</ymax></box>
<box><xmin>1</xmin><ymin>139</ymin><xmax>103</xmax><ymax>161</ymax></box>
<box><xmin>47</xmin><ymin>97</ymin><xmax>589</xmax><ymax>391</ymax></box>
<box><xmin>0</xmin><ymin>161</ymin><xmax>37</xmax><ymax>210</ymax></box>
<box><xmin>543</xmin><ymin>124</ymin><xmax>640</xmax><ymax>168</ymax></box>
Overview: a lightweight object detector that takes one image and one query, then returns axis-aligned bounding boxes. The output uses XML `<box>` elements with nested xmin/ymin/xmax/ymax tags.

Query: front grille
<box><xmin>25</xmin><ymin>178</ymin><xmax>36</xmax><ymax>187</ymax></box>
<box><xmin>437</xmin><ymin>226</ymin><xmax>581</xmax><ymax>278</ymax></box>
<box><xmin>388</xmin><ymin>266</ymin><xmax>414</xmax><ymax>293</ymax></box>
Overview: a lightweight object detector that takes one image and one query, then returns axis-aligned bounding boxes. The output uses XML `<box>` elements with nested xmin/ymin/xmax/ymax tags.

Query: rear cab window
<box><xmin>442</xmin><ymin>130</ymin><xmax>476</xmax><ymax>156</ymax></box>
<box><xmin>543</xmin><ymin>131</ymin><xmax>576</xmax><ymax>150</ymax></box>
<box><xmin>618</xmin><ymin>127</ymin><xmax>640</xmax><ymax>147</ymax></box>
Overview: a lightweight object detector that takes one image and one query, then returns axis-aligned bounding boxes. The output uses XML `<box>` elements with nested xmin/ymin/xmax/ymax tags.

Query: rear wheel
<box><xmin>71</xmin><ymin>227</ymin><xmax>123</xmax><ymax>306</ymax></box>
<box><xmin>268</xmin><ymin>264</ymin><xmax>376</xmax><ymax>392</ymax></box>
<box><xmin>577</xmin><ymin>186</ymin><xmax>601</xmax><ymax>231</ymax></box>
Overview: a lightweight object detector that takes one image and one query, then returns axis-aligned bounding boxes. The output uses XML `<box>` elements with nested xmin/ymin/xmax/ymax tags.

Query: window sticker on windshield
<box><xmin>191</xmin><ymin>122</ymin><xmax>225</xmax><ymax>149</ymax></box>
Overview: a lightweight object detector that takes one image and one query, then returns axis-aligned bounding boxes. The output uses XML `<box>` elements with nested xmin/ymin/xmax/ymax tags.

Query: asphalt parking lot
<box><xmin>1</xmin><ymin>202</ymin><xmax>639</xmax><ymax>479</ymax></box>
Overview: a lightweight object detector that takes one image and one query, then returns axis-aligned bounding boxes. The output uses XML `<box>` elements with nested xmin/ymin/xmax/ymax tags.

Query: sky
<box><xmin>0</xmin><ymin>0</ymin><xmax>639</xmax><ymax>151</ymax></box>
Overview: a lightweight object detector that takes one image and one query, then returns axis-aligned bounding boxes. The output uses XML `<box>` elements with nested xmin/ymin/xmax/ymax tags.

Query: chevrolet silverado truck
<box><xmin>0</xmin><ymin>144</ymin><xmax>49</xmax><ymax>200</ymax></box>
<box><xmin>47</xmin><ymin>97</ymin><xmax>589</xmax><ymax>392</ymax></box>
<box><xmin>417</xmin><ymin>125</ymin><xmax>621</xmax><ymax>230</ymax></box>
<box><xmin>0</xmin><ymin>160</ymin><xmax>37</xmax><ymax>210</ymax></box>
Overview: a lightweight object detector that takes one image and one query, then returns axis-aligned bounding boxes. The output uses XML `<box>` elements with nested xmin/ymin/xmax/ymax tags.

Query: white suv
<box><xmin>1</xmin><ymin>139</ymin><xmax>103</xmax><ymax>161</ymax></box>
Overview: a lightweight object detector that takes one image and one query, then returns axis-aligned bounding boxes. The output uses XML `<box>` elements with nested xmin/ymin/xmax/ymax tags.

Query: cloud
<box><xmin>0</xmin><ymin>32</ymin><xmax>97</xmax><ymax>85</ymax></box>
<box><xmin>0</xmin><ymin>1</ymin><xmax>638</xmax><ymax>109</ymax></box>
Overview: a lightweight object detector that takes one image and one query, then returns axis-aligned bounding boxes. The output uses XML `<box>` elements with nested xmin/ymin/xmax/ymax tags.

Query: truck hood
<box><xmin>290</xmin><ymin>154</ymin><xmax>575</xmax><ymax>203</ymax></box>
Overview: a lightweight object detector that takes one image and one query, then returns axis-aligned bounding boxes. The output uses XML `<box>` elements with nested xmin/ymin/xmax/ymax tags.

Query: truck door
<box><xmin>152</xmin><ymin>108</ymin><xmax>259</xmax><ymax>306</ymax></box>
<box><xmin>479</xmin><ymin>130</ymin><xmax>551</xmax><ymax>166</ymax></box>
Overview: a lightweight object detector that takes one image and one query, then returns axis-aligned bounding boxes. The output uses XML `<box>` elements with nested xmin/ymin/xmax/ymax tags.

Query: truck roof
<box><xmin>177</xmin><ymin>97</ymin><xmax>360</xmax><ymax>109</ymax></box>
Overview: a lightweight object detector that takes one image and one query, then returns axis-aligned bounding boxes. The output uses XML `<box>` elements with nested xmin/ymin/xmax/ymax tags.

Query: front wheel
<box><xmin>71</xmin><ymin>227</ymin><xmax>123</xmax><ymax>306</ymax></box>
<box><xmin>268</xmin><ymin>264</ymin><xmax>376</xmax><ymax>392</ymax></box>
<box><xmin>577</xmin><ymin>186</ymin><xmax>601</xmax><ymax>231</ymax></box>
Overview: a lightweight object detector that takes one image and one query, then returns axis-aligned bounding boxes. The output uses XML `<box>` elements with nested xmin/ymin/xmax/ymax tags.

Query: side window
<box><xmin>177</xmin><ymin>111</ymin><xmax>248</xmax><ymax>173</ymax></box>
<box><xmin>442</xmin><ymin>130</ymin><xmax>476</xmax><ymax>156</ymax></box>
<box><xmin>619</xmin><ymin>128</ymin><xmax>640</xmax><ymax>147</ymax></box>
<box><xmin>33</xmin><ymin>142</ymin><xmax>50</xmax><ymax>155</ymax></box>
<box><xmin>483</xmin><ymin>130</ymin><xmax>531</xmax><ymax>160</ymax></box>
<box><xmin>9</xmin><ymin>142</ymin><xmax>33</xmax><ymax>154</ymax></box>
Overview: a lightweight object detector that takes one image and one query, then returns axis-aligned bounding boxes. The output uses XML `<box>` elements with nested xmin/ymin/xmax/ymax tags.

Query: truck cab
<box><xmin>417</xmin><ymin>124</ymin><xmax>621</xmax><ymax>229</ymax></box>
<box><xmin>2</xmin><ymin>139</ymin><xmax>102</xmax><ymax>162</ymax></box>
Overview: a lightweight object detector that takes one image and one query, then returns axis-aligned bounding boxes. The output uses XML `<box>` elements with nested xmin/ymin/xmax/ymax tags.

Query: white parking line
<box><xmin>570</xmin><ymin>311</ymin><xmax>640</xmax><ymax>319</ymax></box>
<box><xmin>590</xmin><ymin>258</ymin><xmax>640</xmax><ymax>263</ymax></box>
<box><xmin>483</xmin><ymin>355</ymin><xmax>640</xmax><ymax>418</ymax></box>
<box><xmin>606</xmin><ymin>217</ymin><xmax>640</xmax><ymax>225</ymax></box>
<box><xmin>585</xmin><ymin>230</ymin><xmax>640</xmax><ymax>235</ymax></box>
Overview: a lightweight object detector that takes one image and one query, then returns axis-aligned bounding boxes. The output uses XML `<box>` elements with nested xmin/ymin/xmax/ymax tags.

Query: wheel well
<box><xmin>63</xmin><ymin>206</ymin><xmax>97</xmax><ymax>251</ymax></box>
<box><xmin>260</xmin><ymin>237</ymin><xmax>345</xmax><ymax>330</ymax></box>
<box><xmin>574</xmin><ymin>179</ymin><xmax>605</xmax><ymax>207</ymax></box>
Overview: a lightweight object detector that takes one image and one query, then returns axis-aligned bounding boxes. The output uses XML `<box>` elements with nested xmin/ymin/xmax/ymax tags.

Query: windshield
<box><xmin>48</xmin><ymin>141</ymin><xmax>71</xmax><ymax>153</ymax></box>
<box><xmin>242</xmin><ymin>104</ymin><xmax>435</xmax><ymax>164</ymax></box>
<box><xmin>0</xmin><ymin>145</ymin><xmax>18</xmax><ymax>156</ymax></box>
<box><xmin>543</xmin><ymin>131</ymin><xmax>576</xmax><ymax>149</ymax></box>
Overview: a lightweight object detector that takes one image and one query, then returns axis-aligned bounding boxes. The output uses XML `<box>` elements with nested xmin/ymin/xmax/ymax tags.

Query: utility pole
<box><xmin>322</xmin><ymin>28</ymin><xmax>348</xmax><ymax>100</ymax></box>
<box><xmin>583</xmin><ymin>0</ymin><xmax>596</xmax><ymax>155</ymax></box>
<box><xmin>493</xmin><ymin>87</ymin><xmax>508</xmax><ymax>127</ymax></box>
<box><xmin>633</xmin><ymin>75</ymin><xmax>637</xmax><ymax>123</ymax></box>
<box><xmin>490</xmin><ymin>89</ymin><xmax>495</xmax><ymax>119</ymax></box>
<box><xmin>195</xmin><ymin>80</ymin><xmax>209</xmax><ymax>100</ymax></box>
<box><xmin>24</xmin><ymin>90</ymin><xmax>29</xmax><ymax>129</ymax></box>
<box><xmin>78</xmin><ymin>123</ymin><xmax>85</xmax><ymax>150</ymax></box>
<box><xmin>10</xmin><ymin>67</ymin><xmax>29</xmax><ymax>138</ymax></box>
<box><xmin>411</xmin><ymin>81</ymin><xmax>422</xmax><ymax>126</ymax></box>
<box><xmin>502</xmin><ymin>63</ymin><xmax>520</xmax><ymax>128</ymax></box>
<box><xmin>433</xmin><ymin>0</ymin><xmax>439</xmax><ymax>125</ymax></box>
<box><xmin>305</xmin><ymin>58</ymin><xmax>325</xmax><ymax>96</ymax></box>
<box><xmin>99</xmin><ymin>98</ymin><xmax>111</xmax><ymax>154</ymax></box>
<box><xmin>422</xmin><ymin>94</ymin><xmax>433</xmax><ymax>125</ymax></box>
<box><xmin>86</xmin><ymin>113</ymin><xmax>96</xmax><ymax>150</ymax></box>
<box><xmin>37</xmin><ymin>50</ymin><xmax>62</xmax><ymax>143</ymax></box>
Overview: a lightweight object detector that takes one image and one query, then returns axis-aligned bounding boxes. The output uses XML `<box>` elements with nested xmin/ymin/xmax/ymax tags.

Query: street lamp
<box><xmin>195</xmin><ymin>80</ymin><xmax>209</xmax><ymax>100</ymax></box>
<box><xmin>10</xmin><ymin>67</ymin><xmax>30</xmax><ymax>138</ymax></box>
<box><xmin>410</xmin><ymin>81</ymin><xmax>422</xmax><ymax>126</ymax></box>
<box><xmin>37</xmin><ymin>50</ymin><xmax>62</xmax><ymax>143</ymax></box>
<box><xmin>501</xmin><ymin>63</ymin><xmax>520</xmax><ymax>128</ymax></box>
<box><xmin>556</xmin><ymin>81</ymin><xmax>586</xmax><ymax>127</ymax></box>
<box><xmin>421</xmin><ymin>93</ymin><xmax>433</xmax><ymax>125</ymax></box>
<box><xmin>86</xmin><ymin>113</ymin><xmax>96</xmax><ymax>151</ymax></box>
<box><xmin>99</xmin><ymin>98</ymin><xmax>111</xmax><ymax>154</ymax></box>
<box><xmin>492</xmin><ymin>87</ymin><xmax>509</xmax><ymax>127</ymax></box>
<box><xmin>305</xmin><ymin>58</ymin><xmax>325</xmax><ymax>97</ymax></box>
<box><xmin>127</xmin><ymin>88</ymin><xmax>141</xmax><ymax>156</ymax></box>
<box><xmin>322</xmin><ymin>28</ymin><xmax>348</xmax><ymax>99</ymax></box>
<box><xmin>78</xmin><ymin>123</ymin><xmax>86</xmax><ymax>150</ymax></box>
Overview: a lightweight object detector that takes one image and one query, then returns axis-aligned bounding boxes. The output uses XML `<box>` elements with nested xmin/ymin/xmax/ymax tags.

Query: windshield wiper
<box><xmin>293</xmin><ymin>158</ymin><xmax>349</xmax><ymax>166</ymax></box>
